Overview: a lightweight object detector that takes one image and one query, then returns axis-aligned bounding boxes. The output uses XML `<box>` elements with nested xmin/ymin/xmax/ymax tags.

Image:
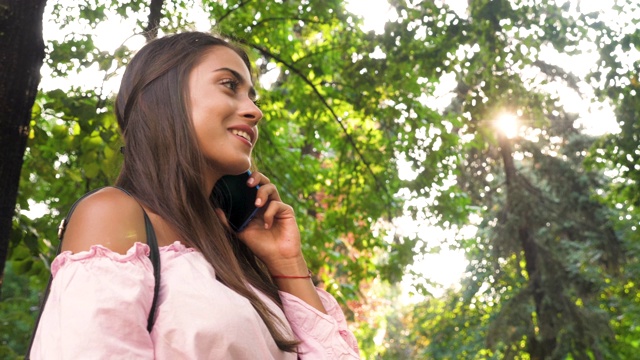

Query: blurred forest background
<box><xmin>1</xmin><ymin>0</ymin><xmax>639</xmax><ymax>359</ymax></box>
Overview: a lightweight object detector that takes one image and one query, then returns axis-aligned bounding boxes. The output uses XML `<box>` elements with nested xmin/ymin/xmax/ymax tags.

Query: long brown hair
<box><xmin>114</xmin><ymin>31</ymin><xmax>298</xmax><ymax>352</ymax></box>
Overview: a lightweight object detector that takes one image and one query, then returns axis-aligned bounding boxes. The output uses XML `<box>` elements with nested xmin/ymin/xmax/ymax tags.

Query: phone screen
<box><xmin>211</xmin><ymin>171</ymin><xmax>260</xmax><ymax>232</ymax></box>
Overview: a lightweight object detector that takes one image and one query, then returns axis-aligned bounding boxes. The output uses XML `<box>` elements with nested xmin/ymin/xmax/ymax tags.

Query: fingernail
<box><xmin>247</xmin><ymin>177</ymin><xmax>255</xmax><ymax>185</ymax></box>
<box><xmin>264</xmin><ymin>223</ymin><xmax>269</xmax><ymax>229</ymax></box>
<box><xmin>255</xmin><ymin>198</ymin><xmax>262</xmax><ymax>206</ymax></box>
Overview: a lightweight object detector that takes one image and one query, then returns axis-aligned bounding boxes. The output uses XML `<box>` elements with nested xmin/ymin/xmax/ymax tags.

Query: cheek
<box><xmin>190</xmin><ymin>110</ymin><xmax>205</xmax><ymax>138</ymax></box>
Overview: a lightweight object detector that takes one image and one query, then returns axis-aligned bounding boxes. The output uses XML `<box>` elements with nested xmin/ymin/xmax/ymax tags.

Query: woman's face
<box><xmin>188</xmin><ymin>46</ymin><xmax>262</xmax><ymax>185</ymax></box>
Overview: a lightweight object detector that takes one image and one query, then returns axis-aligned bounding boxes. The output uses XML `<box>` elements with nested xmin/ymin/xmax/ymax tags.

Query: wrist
<box><xmin>266</xmin><ymin>256</ymin><xmax>308</xmax><ymax>278</ymax></box>
<box><xmin>271</xmin><ymin>269</ymin><xmax>313</xmax><ymax>280</ymax></box>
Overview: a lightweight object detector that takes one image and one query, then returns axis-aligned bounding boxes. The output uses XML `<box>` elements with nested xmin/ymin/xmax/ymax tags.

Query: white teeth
<box><xmin>231</xmin><ymin>129</ymin><xmax>251</xmax><ymax>142</ymax></box>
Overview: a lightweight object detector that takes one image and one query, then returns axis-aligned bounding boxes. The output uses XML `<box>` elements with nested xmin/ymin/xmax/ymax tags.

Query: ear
<box><xmin>214</xmin><ymin>208</ymin><xmax>231</xmax><ymax>230</ymax></box>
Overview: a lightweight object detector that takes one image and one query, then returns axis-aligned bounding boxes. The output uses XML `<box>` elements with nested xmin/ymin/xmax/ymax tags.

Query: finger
<box><xmin>247</xmin><ymin>171</ymin><xmax>270</xmax><ymax>188</ymax></box>
<box><xmin>255</xmin><ymin>183</ymin><xmax>282</xmax><ymax>207</ymax></box>
<box><xmin>261</xmin><ymin>201</ymin><xmax>294</xmax><ymax>229</ymax></box>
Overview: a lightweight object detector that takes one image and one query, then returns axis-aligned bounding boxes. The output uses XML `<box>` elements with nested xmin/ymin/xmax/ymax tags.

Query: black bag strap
<box><xmin>26</xmin><ymin>186</ymin><xmax>161</xmax><ymax>357</ymax></box>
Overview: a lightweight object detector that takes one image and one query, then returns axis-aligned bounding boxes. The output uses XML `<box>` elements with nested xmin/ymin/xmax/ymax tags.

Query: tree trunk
<box><xmin>498</xmin><ymin>133</ymin><xmax>556</xmax><ymax>359</ymax></box>
<box><xmin>143</xmin><ymin>0</ymin><xmax>164</xmax><ymax>41</ymax></box>
<box><xmin>0</xmin><ymin>0</ymin><xmax>47</xmax><ymax>295</ymax></box>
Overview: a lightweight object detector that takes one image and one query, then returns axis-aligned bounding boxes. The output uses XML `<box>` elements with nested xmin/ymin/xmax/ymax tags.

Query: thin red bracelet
<box><xmin>271</xmin><ymin>269</ymin><xmax>313</xmax><ymax>279</ymax></box>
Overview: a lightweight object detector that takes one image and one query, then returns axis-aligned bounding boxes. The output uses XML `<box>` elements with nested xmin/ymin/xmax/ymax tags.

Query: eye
<box><xmin>221</xmin><ymin>79</ymin><xmax>239</xmax><ymax>91</ymax></box>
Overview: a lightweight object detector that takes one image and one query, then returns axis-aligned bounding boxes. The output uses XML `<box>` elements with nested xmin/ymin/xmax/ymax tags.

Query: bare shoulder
<box><xmin>60</xmin><ymin>187</ymin><xmax>147</xmax><ymax>255</ymax></box>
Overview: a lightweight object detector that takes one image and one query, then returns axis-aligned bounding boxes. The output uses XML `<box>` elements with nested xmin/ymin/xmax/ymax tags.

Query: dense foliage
<box><xmin>1</xmin><ymin>0</ymin><xmax>638</xmax><ymax>359</ymax></box>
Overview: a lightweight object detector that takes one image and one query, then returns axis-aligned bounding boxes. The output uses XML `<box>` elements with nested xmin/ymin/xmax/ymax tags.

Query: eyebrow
<box><xmin>213</xmin><ymin>67</ymin><xmax>257</xmax><ymax>100</ymax></box>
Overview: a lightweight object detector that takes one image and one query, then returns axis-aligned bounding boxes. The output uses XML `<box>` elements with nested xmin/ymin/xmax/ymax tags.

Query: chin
<box><xmin>225</xmin><ymin>160</ymin><xmax>252</xmax><ymax>176</ymax></box>
<box><xmin>207</xmin><ymin>157</ymin><xmax>252</xmax><ymax>178</ymax></box>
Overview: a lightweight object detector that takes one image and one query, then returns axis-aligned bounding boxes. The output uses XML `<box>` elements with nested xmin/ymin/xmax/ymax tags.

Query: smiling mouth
<box><xmin>231</xmin><ymin>129</ymin><xmax>252</xmax><ymax>144</ymax></box>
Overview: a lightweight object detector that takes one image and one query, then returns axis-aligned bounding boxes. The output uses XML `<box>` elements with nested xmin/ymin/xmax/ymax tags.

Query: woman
<box><xmin>29</xmin><ymin>31</ymin><xmax>360</xmax><ymax>359</ymax></box>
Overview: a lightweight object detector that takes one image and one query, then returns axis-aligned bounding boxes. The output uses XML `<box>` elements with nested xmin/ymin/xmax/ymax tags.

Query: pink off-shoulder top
<box><xmin>29</xmin><ymin>241</ymin><xmax>360</xmax><ymax>359</ymax></box>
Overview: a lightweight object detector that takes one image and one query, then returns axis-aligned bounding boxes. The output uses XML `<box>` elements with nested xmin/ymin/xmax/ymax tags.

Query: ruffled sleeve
<box><xmin>29</xmin><ymin>242</ymin><xmax>155</xmax><ymax>360</ymax></box>
<box><xmin>279</xmin><ymin>288</ymin><xmax>360</xmax><ymax>359</ymax></box>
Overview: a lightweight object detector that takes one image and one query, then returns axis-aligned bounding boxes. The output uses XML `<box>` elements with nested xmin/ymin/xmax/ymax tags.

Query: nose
<box><xmin>240</xmin><ymin>97</ymin><xmax>263</xmax><ymax>125</ymax></box>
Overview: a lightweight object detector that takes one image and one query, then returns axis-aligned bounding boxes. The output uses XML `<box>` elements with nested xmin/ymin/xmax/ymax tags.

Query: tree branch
<box><xmin>532</xmin><ymin>59</ymin><xmax>582</xmax><ymax>94</ymax></box>
<box><xmin>253</xmin><ymin>16</ymin><xmax>323</xmax><ymax>29</ymax></box>
<box><xmin>143</xmin><ymin>0</ymin><xmax>164</xmax><ymax>42</ymax></box>
<box><xmin>216</xmin><ymin>0</ymin><xmax>253</xmax><ymax>25</ymax></box>
<box><xmin>238</xmin><ymin>40</ymin><xmax>394</xmax><ymax>215</ymax></box>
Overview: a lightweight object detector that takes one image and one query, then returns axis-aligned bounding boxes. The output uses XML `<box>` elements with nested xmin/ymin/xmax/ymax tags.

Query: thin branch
<box><xmin>532</xmin><ymin>59</ymin><xmax>582</xmax><ymax>95</ymax></box>
<box><xmin>217</xmin><ymin>0</ymin><xmax>253</xmax><ymax>25</ymax></box>
<box><xmin>254</xmin><ymin>131</ymin><xmax>313</xmax><ymax>210</ymax></box>
<box><xmin>253</xmin><ymin>16</ymin><xmax>323</xmax><ymax>29</ymax></box>
<box><xmin>290</xmin><ymin>47</ymin><xmax>342</xmax><ymax>66</ymax></box>
<box><xmin>237</xmin><ymin>40</ymin><xmax>394</xmax><ymax>216</ymax></box>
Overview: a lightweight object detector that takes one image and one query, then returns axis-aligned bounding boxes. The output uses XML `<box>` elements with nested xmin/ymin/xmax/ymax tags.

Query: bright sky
<box><xmin>344</xmin><ymin>0</ymin><xmax>630</xmax><ymax>302</ymax></box>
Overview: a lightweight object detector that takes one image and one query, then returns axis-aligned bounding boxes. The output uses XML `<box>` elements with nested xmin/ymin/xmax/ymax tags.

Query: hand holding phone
<box><xmin>211</xmin><ymin>171</ymin><xmax>260</xmax><ymax>232</ymax></box>
<box><xmin>215</xmin><ymin>171</ymin><xmax>305</xmax><ymax>279</ymax></box>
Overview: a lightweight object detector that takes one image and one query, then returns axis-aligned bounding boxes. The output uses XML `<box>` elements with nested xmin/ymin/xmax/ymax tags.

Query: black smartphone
<box><xmin>211</xmin><ymin>171</ymin><xmax>260</xmax><ymax>232</ymax></box>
